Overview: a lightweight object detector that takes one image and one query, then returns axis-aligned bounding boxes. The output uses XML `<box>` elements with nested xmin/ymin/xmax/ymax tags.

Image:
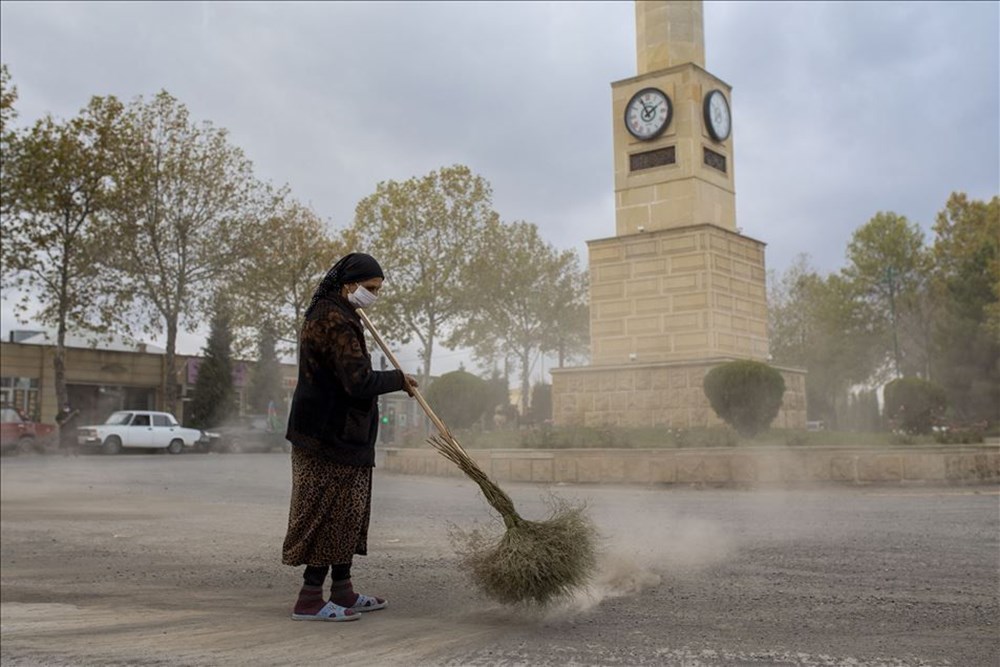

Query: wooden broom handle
<box><xmin>356</xmin><ymin>308</ymin><xmax>454</xmax><ymax>440</ymax></box>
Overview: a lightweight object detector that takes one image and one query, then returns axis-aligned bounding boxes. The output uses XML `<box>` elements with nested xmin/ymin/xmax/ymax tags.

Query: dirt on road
<box><xmin>1</xmin><ymin>453</ymin><xmax>998</xmax><ymax>666</ymax></box>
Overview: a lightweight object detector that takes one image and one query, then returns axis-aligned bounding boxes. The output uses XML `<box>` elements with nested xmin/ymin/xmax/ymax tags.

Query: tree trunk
<box><xmin>164</xmin><ymin>316</ymin><xmax>178</xmax><ymax>416</ymax></box>
<box><xmin>54</xmin><ymin>297</ymin><xmax>69</xmax><ymax>411</ymax></box>
<box><xmin>421</xmin><ymin>339</ymin><xmax>433</xmax><ymax>386</ymax></box>
<box><xmin>420</xmin><ymin>318</ymin><xmax>436</xmax><ymax>386</ymax></box>
<box><xmin>520</xmin><ymin>346</ymin><xmax>531</xmax><ymax>416</ymax></box>
<box><xmin>54</xmin><ymin>240</ymin><xmax>70</xmax><ymax>412</ymax></box>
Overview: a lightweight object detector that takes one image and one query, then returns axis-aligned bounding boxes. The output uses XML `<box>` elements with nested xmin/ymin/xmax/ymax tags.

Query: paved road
<box><xmin>1</xmin><ymin>453</ymin><xmax>997</xmax><ymax>666</ymax></box>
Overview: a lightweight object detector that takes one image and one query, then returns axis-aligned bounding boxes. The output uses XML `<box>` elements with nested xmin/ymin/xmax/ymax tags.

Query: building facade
<box><xmin>1</xmin><ymin>331</ymin><xmax>297</xmax><ymax>428</ymax></box>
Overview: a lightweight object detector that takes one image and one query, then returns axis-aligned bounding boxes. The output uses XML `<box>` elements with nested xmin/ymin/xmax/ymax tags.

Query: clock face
<box><xmin>625</xmin><ymin>87</ymin><xmax>672</xmax><ymax>141</ymax></box>
<box><xmin>704</xmin><ymin>89</ymin><xmax>731</xmax><ymax>142</ymax></box>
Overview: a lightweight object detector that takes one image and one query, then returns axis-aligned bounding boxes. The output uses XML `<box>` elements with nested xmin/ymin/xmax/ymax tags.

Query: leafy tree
<box><xmin>450</xmin><ymin>220</ymin><xmax>586</xmax><ymax>414</ymax></box>
<box><xmin>100</xmin><ymin>91</ymin><xmax>276</xmax><ymax>414</ymax></box>
<box><xmin>424</xmin><ymin>369</ymin><xmax>495</xmax><ymax>430</ymax></box>
<box><xmin>703</xmin><ymin>360</ymin><xmax>785</xmax><ymax>438</ymax></box>
<box><xmin>884</xmin><ymin>377</ymin><xmax>947</xmax><ymax>435</ymax></box>
<box><xmin>541</xmin><ymin>255</ymin><xmax>589</xmax><ymax>368</ymax></box>
<box><xmin>767</xmin><ymin>253</ymin><xmax>817</xmax><ymax>368</ymax></box>
<box><xmin>188</xmin><ymin>298</ymin><xmax>235</xmax><ymax>428</ymax></box>
<box><xmin>227</xmin><ymin>199</ymin><xmax>353</xmax><ymax>358</ymax></box>
<box><xmin>768</xmin><ymin>259</ymin><xmax>881</xmax><ymax>427</ymax></box>
<box><xmin>352</xmin><ymin>164</ymin><xmax>499</xmax><ymax>382</ymax></box>
<box><xmin>0</xmin><ymin>63</ymin><xmax>16</xmax><ymax>140</ymax></box>
<box><xmin>929</xmin><ymin>193</ymin><xmax>1000</xmax><ymax>424</ymax></box>
<box><xmin>247</xmin><ymin>323</ymin><xmax>283</xmax><ymax>415</ymax></box>
<box><xmin>843</xmin><ymin>212</ymin><xmax>933</xmax><ymax>378</ymax></box>
<box><xmin>0</xmin><ymin>96</ymin><xmax>126</xmax><ymax>409</ymax></box>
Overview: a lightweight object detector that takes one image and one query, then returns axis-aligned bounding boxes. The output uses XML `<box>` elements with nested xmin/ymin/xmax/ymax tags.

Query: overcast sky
<box><xmin>1</xmin><ymin>1</ymin><xmax>998</xmax><ymax>376</ymax></box>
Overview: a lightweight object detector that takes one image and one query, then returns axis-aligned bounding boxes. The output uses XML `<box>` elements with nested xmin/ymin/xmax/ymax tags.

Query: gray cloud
<box><xmin>2</xmin><ymin>0</ymin><xmax>997</xmax><ymax>363</ymax></box>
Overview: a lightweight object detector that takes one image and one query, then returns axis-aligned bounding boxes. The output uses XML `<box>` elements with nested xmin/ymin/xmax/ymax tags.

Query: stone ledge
<box><xmin>380</xmin><ymin>445</ymin><xmax>1000</xmax><ymax>486</ymax></box>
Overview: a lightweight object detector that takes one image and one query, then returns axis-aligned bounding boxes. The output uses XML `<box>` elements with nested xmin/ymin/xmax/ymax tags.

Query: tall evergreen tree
<box><xmin>248</xmin><ymin>324</ymin><xmax>283</xmax><ymax>415</ymax></box>
<box><xmin>188</xmin><ymin>300</ymin><xmax>235</xmax><ymax>428</ymax></box>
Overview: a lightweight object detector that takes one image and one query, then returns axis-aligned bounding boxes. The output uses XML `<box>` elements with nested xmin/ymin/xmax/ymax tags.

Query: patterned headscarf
<box><xmin>305</xmin><ymin>252</ymin><xmax>385</xmax><ymax>317</ymax></box>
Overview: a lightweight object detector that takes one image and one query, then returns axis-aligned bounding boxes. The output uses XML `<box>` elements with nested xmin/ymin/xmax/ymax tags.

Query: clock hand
<box><xmin>640</xmin><ymin>101</ymin><xmax>661</xmax><ymax>122</ymax></box>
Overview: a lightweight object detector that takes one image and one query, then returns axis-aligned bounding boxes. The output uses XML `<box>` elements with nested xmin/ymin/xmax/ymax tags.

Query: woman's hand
<box><xmin>403</xmin><ymin>374</ymin><xmax>419</xmax><ymax>397</ymax></box>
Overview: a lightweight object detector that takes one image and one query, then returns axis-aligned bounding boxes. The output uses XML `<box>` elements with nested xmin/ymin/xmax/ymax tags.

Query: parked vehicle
<box><xmin>212</xmin><ymin>414</ymin><xmax>290</xmax><ymax>453</ymax></box>
<box><xmin>0</xmin><ymin>406</ymin><xmax>56</xmax><ymax>454</ymax></box>
<box><xmin>77</xmin><ymin>411</ymin><xmax>212</xmax><ymax>455</ymax></box>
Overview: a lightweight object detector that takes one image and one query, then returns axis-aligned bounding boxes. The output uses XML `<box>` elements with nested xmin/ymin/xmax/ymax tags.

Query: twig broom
<box><xmin>358</xmin><ymin>308</ymin><xmax>597</xmax><ymax>605</ymax></box>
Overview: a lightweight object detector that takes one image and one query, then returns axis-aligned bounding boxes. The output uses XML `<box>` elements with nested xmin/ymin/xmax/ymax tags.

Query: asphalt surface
<box><xmin>1</xmin><ymin>452</ymin><xmax>997</xmax><ymax>666</ymax></box>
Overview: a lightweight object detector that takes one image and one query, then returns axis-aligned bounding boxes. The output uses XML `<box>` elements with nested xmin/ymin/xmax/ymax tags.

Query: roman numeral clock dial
<box><xmin>625</xmin><ymin>87</ymin><xmax>672</xmax><ymax>141</ymax></box>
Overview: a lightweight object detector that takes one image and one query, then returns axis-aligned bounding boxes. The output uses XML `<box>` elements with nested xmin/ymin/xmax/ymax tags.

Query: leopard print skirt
<box><xmin>282</xmin><ymin>446</ymin><xmax>373</xmax><ymax>566</ymax></box>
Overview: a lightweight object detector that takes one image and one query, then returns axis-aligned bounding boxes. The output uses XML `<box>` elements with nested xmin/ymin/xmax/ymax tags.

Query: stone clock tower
<box><xmin>551</xmin><ymin>0</ymin><xmax>806</xmax><ymax>430</ymax></box>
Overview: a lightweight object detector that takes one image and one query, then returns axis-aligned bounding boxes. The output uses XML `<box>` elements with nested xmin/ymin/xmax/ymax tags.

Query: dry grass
<box><xmin>428</xmin><ymin>434</ymin><xmax>597</xmax><ymax>605</ymax></box>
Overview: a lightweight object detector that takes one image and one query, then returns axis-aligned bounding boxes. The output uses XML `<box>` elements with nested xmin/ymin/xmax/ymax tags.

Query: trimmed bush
<box><xmin>702</xmin><ymin>360</ymin><xmax>786</xmax><ymax>438</ymax></box>
<box><xmin>884</xmin><ymin>377</ymin><xmax>947</xmax><ymax>435</ymax></box>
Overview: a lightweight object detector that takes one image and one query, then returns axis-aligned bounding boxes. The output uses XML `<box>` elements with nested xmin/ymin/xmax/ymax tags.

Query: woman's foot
<box><xmin>291</xmin><ymin>584</ymin><xmax>361</xmax><ymax>621</ymax></box>
<box><xmin>291</xmin><ymin>600</ymin><xmax>360</xmax><ymax>622</ymax></box>
<box><xmin>330</xmin><ymin>579</ymin><xmax>387</xmax><ymax>612</ymax></box>
<box><xmin>350</xmin><ymin>593</ymin><xmax>387</xmax><ymax>612</ymax></box>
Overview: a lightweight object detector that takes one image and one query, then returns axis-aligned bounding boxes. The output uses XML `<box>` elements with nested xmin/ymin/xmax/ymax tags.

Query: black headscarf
<box><xmin>305</xmin><ymin>252</ymin><xmax>385</xmax><ymax>317</ymax></box>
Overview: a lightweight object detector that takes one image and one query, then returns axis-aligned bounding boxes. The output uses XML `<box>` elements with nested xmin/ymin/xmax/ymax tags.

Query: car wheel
<box><xmin>167</xmin><ymin>439</ymin><xmax>184</xmax><ymax>455</ymax></box>
<box><xmin>103</xmin><ymin>436</ymin><xmax>122</xmax><ymax>455</ymax></box>
<box><xmin>17</xmin><ymin>436</ymin><xmax>35</xmax><ymax>455</ymax></box>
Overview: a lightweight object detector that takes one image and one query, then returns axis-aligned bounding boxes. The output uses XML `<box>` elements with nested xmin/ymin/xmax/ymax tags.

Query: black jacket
<box><xmin>285</xmin><ymin>295</ymin><xmax>405</xmax><ymax>467</ymax></box>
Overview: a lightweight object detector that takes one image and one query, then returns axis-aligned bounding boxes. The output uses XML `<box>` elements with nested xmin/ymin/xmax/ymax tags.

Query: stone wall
<box><xmin>588</xmin><ymin>224</ymin><xmax>769</xmax><ymax>365</ymax></box>
<box><xmin>380</xmin><ymin>445</ymin><xmax>1000</xmax><ymax>486</ymax></box>
<box><xmin>551</xmin><ymin>359</ymin><xmax>807</xmax><ymax>430</ymax></box>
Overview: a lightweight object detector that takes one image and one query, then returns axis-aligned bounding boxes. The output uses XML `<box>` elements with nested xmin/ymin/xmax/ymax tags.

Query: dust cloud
<box><xmin>551</xmin><ymin>500</ymin><xmax>736</xmax><ymax>616</ymax></box>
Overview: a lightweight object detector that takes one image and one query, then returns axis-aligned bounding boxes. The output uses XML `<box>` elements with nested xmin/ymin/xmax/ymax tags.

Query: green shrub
<box><xmin>931</xmin><ymin>424</ymin><xmax>985</xmax><ymax>444</ymax></box>
<box><xmin>702</xmin><ymin>360</ymin><xmax>786</xmax><ymax>438</ymax></box>
<box><xmin>784</xmin><ymin>430</ymin><xmax>810</xmax><ymax>447</ymax></box>
<box><xmin>884</xmin><ymin>377</ymin><xmax>947</xmax><ymax>435</ymax></box>
<box><xmin>425</xmin><ymin>370</ymin><xmax>497</xmax><ymax>430</ymax></box>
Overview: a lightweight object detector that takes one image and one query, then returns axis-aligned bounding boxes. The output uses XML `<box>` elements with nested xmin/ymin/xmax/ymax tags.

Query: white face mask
<box><xmin>347</xmin><ymin>284</ymin><xmax>378</xmax><ymax>308</ymax></box>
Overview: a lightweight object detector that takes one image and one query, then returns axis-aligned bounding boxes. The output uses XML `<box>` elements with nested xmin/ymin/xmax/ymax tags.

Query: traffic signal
<box><xmin>383</xmin><ymin>407</ymin><xmax>396</xmax><ymax>443</ymax></box>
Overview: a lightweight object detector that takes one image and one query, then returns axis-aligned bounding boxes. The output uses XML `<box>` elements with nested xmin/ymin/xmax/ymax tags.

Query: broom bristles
<box><xmin>427</xmin><ymin>433</ymin><xmax>598</xmax><ymax>605</ymax></box>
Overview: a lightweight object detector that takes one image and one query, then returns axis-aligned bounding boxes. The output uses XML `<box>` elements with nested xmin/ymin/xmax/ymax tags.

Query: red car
<box><xmin>0</xmin><ymin>406</ymin><xmax>56</xmax><ymax>454</ymax></box>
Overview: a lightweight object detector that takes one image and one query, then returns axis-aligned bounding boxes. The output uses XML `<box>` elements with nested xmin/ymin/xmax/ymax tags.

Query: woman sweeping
<box><xmin>283</xmin><ymin>252</ymin><xmax>418</xmax><ymax>622</ymax></box>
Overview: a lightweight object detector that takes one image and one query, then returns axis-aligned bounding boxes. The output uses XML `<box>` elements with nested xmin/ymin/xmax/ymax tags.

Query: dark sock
<box><xmin>330</xmin><ymin>562</ymin><xmax>352</xmax><ymax>581</ymax></box>
<box><xmin>303</xmin><ymin>565</ymin><xmax>329</xmax><ymax>587</ymax></box>
<box><xmin>329</xmin><ymin>578</ymin><xmax>359</xmax><ymax>608</ymax></box>
<box><xmin>293</xmin><ymin>584</ymin><xmax>326</xmax><ymax>615</ymax></box>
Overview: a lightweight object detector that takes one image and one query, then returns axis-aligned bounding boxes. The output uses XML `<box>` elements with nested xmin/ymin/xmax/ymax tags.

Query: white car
<box><xmin>77</xmin><ymin>411</ymin><xmax>211</xmax><ymax>455</ymax></box>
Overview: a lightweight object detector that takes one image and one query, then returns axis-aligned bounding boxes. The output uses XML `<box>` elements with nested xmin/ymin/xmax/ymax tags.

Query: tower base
<box><xmin>551</xmin><ymin>358</ymin><xmax>806</xmax><ymax>430</ymax></box>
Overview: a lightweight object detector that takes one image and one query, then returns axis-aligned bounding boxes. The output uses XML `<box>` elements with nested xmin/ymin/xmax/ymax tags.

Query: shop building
<box><xmin>1</xmin><ymin>330</ymin><xmax>297</xmax><ymax>428</ymax></box>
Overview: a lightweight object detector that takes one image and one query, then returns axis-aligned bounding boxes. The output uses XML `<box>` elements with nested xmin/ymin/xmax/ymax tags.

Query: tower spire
<box><xmin>635</xmin><ymin>0</ymin><xmax>705</xmax><ymax>74</ymax></box>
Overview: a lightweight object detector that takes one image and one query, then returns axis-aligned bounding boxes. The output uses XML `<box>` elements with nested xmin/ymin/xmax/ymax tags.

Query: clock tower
<box><xmin>613</xmin><ymin>0</ymin><xmax>735</xmax><ymax>235</ymax></box>
<box><xmin>550</xmin><ymin>0</ymin><xmax>807</xmax><ymax>430</ymax></box>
